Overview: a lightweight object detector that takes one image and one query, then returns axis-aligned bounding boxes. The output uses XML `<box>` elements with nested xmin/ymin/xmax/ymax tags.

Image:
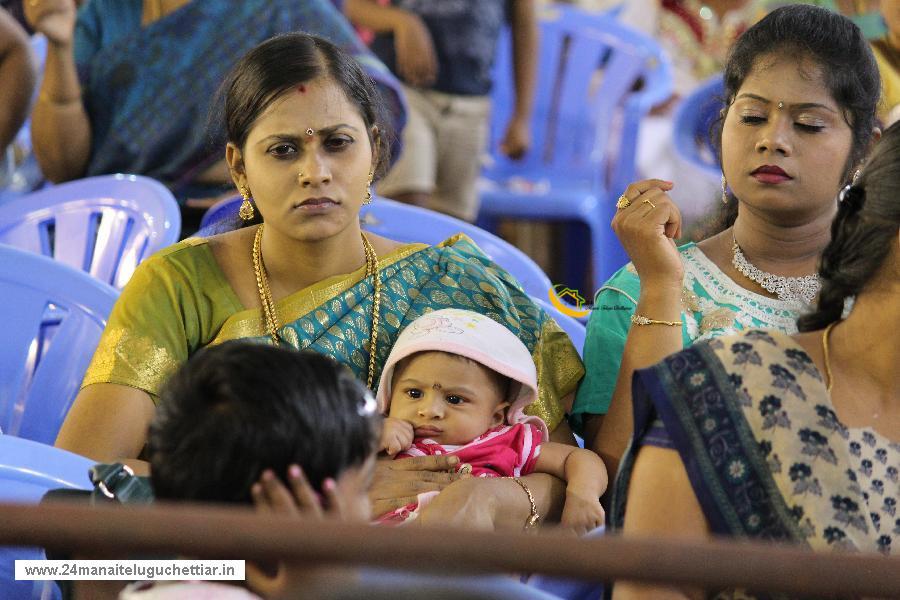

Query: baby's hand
<box><xmin>560</xmin><ymin>489</ymin><xmax>605</xmax><ymax>536</ymax></box>
<box><xmin>380</xmin><ymin>417</ymin><xmax>414</xmax><ymax>456</ymax></box>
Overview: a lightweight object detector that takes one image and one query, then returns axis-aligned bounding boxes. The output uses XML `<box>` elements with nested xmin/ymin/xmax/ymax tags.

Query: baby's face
<box><xmin>388</xmin><ymin>352</ymin><xmax>508</xmax><ymax>445</ymax></box>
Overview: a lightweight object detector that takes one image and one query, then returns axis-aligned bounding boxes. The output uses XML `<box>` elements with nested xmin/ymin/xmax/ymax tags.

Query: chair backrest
<box><xmin>485</xmin><ymin>4</ymin><xmax>672</xmax><ymax>197</ymax></box>
<box><xmin>360</xmin><ymin>198</ymin><xmax>552</xmax><ymax>298</ymax></box>
<box><xmin>673</xmin><ymin>74</ymin><xmax>725</xmax><ymax>178</ymax></box>
<box><xmin>531</xmin><ymin>297</ymin><xmax>586</xmax><ymax>358</ymax></box>
<box><xmin>0</xmin><ymin>435</ymin><xmax>90</xmax><ymax>600</ymax></box>
<box><xmin>0</xmin><ymin>174</ymin><xmax>181</xmax><ymax>289</ymax></box>
<box><xmin>198</xmin><ymin>193</ymin><xmax>242</xmax><ymax>231</ymax></box>
<box><xmin>0</xmin><ymin>436</ymin><xmax>93</xmax><ymax>503</ymax></box>
<box><xmin>199</xmin><ymin>195</ymin><xmax>554</xmax><ymax>299</ymax></box>
<box><xmin>0</xmin><ymin>245</ymin><xmax>118</xmax><ymax>444</ymax></box>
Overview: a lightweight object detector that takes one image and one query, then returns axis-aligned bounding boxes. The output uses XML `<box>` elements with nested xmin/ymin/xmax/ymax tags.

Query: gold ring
<box><xmin>642</xmin><ymin>199</ymin><xmax>657</xmax><ymax>209</ymax></box>
<box><xmin>615</xmin><ymin>194</ymin><xmax>632</xmax><ymax>209</ymax></box>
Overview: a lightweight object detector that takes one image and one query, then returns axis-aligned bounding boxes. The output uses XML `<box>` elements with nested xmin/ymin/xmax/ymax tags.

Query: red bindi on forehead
<box><xmin>296</xmin><ymin>84</ymin><xmax>306</xmax><ymax>94</ymax></box>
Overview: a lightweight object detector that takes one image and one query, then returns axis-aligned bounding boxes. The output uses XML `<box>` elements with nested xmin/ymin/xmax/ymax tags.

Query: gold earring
<box><xmin>363</xmin><ymin>171</ymin><xmax>374</xmax><ymax>205</ymax></box>
<box><xmin>238</xmin><ymin>184</ymin><xmax>255</xmax><ymax>221</ymax></box>
<box><xmin>721</xmin><ymin>175</ymin><xmax>728</xmax><ymax>205</ymax></box>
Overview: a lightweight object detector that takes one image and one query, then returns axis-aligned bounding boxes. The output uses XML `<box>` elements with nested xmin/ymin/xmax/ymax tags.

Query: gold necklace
<box><xmin>251</xmin><ymin>224</ymin><xmax>382</xmax><ymax>389</ymax></box>
<box><xmin>821</xmin><ymin>321</ymin><xmax>838</xmax><ymax>393</ymax></box>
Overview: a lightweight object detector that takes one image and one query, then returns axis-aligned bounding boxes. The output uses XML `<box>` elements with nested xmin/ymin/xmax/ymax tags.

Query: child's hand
<box><xmin>560</xmin><ymin>489</ymin><xmax>605</xmax><ymax>536</ymax></box>
<box><xmin>380</xmin><ymin>417</ymin><xmax>414</xmax><ymax>456</ymax></box>
<box><xmin>247</xmin><ymin>466</ymin><xmax>357</xmax><ymax>599</ymax></box>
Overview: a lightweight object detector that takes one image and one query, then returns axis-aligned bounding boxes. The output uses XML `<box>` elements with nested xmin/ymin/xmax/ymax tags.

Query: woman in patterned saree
<box><xmin>612</xmin><ymin>121</ymin><xmax>900</xmax><ymax>599</ymax></box>
<box><xmin>24</xmin><ymin>0</ymin><xmax>405</xmax><ymax>204</ymax></box>
<box><xmin>572</xmin><ymin>5</ymin><xmax>882</xmax><ymax>482</ymax></box>
<box><xmin>55</xmin><ymin>32</ymin><xmax>584</xmax><ymax>526</ymax></box>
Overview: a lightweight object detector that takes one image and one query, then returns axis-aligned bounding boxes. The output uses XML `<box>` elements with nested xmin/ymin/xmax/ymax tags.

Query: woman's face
<box><xmin>721</xmin><ymin>55</ymin><xmax>854</xmax><ymax>224</ymax></box>
<box><xmin>229</xmin><ymin>76</ymin><xmax>374</xmax><ymax>242</ymax></box>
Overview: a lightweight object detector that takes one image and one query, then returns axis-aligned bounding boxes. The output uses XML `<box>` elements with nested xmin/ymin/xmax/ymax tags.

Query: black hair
<box><xmin>218</xmin><ymin>32</ymin><xmax>393</xmax><ymax>228</ymax></box>
<box><xmin>710</xmin><ymin>4</ymin><xmax>881</xmax><ymax>229</ymax></box>
<box><xmin>148</xmin><ymin>341</ymin><xmax>381</xmax><ymax>504</ymax></box>
<box><xmin>798</xmin><ymin>121</ymin><xmax>900</xmax><ymax>331</ymax></box>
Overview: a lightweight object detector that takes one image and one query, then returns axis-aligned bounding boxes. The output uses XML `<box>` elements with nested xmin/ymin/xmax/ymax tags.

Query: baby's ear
<box><xmin>492</xmin><ymin>402</ymin><xmax>511</xmax><ymax>426</ymax></box>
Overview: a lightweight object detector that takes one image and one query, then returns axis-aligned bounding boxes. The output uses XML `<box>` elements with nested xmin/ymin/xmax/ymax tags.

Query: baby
<box><xmin>375</xmin><ymin>308</ymin><xmax>607</xmax><ymax>532</ymax></box>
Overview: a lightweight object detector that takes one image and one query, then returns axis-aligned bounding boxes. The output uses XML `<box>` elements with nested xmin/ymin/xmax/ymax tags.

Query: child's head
<box><xmin>376</xmin><ymin>309</ymin><xmax>546</xmax><ymax>444</ymax></box>
<box><xmin>148</xmin><ymin>341</ymin><xmax>381</xmax><ymax>520</ymax></box>
<box><xmin>388</xmin><ymin>351</ymin><xmax>510</xmax><ymax>445</ymax></box>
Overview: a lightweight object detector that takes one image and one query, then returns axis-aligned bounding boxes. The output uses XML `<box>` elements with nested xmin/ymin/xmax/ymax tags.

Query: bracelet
<box><xmin>631</xmin><ymin>313</ymin><xmax>682</xmax><ymax>327</ymax></box>
<box><xmin>509</xmin><ymin>476</ymin><xmax>540</xmax><ymax>531</ymax></box>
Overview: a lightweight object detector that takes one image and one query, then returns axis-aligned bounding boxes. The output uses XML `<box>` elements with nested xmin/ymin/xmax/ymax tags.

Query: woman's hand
<box><xmin>416</xmin><ymin>474</ymin><xmax>567</xmax><ymax>532</ymax></box>
<box><xmin>24</xmin><ymin>0</ymin><xmax>77</xmax><ymax>46</ymax></box>
<box><xmin>611</xmin><ymin>179</ymin><xmax>685</xmax><ymax>291</ymax></box>
<box><xmin>380</xmin><ymin>417</ymin><xmax>414</xmax><ymax>456</ymax></box>
<box><xmin>393</xmin><ymin>11</ymin><xmax>438</xmax><ymax>87</ymax></box>
<box><xmin>369</xmin><ymin>454</ymin><xmax>463</xmax><ymax>517</ymax></box>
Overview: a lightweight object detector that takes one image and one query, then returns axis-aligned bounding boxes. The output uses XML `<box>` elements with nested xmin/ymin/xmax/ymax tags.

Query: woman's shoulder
<box><xmin>124</xmin><ymin>237</ymin><xmax>229</xmax><ymax>298</ymax></box>
<box><xmin>685</xmin><ymin>327</ymin><xmax>800</xmax><ymax>359</ymax></box>
<box><xmin>676</xmin><ymin>328</ymin><xmax>823</xmax><ymax>393</ymax></box>
<box><xmin>140</xmin><ymin>237</ymin><xmax>213</xmax><ymax>272</ymax></box>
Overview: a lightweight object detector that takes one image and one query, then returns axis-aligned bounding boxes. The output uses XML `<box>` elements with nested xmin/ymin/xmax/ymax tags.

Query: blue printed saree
<box><xmin>612</xmin><ymin>329</ymin><xmax>898</xmax><ymax>567</ymax></box>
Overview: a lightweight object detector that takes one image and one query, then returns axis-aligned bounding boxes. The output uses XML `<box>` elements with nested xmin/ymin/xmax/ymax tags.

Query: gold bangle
<box><xmin>509</xmin><ymin>476</ymin><xmax>540</xmax><ymax>531</ymax></box>
<box><xmin>631</xmin><ymin>314</ymin><xmax>682</xmax><ymax>327</ymax></box>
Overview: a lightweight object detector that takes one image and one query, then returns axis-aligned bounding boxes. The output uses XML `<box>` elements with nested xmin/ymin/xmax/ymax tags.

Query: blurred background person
<box><xmin>872</xmin><ymin>0</ymin><xmax>900</xmax><ymax>126</ymax></box>
<box><xmin>344</xmin><ymin>0</ymin><xmax>537</xmax><ymax>222</ymax></box>
<box><xmin>0</xmin><ymin>7</ymin><xmax>36</xmax><ymax>189</ymax></box>
<box><xmin>24</xmin><ymin>0</ymin><xmax>404</xmax><ymax>235</ymax></box>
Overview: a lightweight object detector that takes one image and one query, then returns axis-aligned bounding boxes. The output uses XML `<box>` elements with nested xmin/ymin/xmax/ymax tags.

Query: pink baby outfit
<box><xmin>377</xmin><ymin>422</ymin><xmax>544</xmax><ymax>524</ymax></box>
<box><xmin>375</xmin><ymin>308</ymin><xmax>548</xmax><ymax>524</ymax></box>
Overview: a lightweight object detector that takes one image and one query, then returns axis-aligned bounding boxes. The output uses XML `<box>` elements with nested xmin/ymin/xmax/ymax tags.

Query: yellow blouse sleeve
<box><xmin>80</xmin><ymin>241</ymin><xmax>235</xmax><ymax>401</ymax></box>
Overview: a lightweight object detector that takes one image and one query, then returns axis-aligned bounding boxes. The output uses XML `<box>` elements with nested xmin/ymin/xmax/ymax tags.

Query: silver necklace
<box><xmin>732</xmin><ymin>236</ymin><xmax>820</xmax><ymax>305</ymax></box>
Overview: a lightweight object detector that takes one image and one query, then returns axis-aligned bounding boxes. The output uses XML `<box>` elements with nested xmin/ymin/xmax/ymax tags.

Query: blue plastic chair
<box><xmin>672</xmin><ymin>74</ymin><xmax>725</xmax><ymax>179</ymax></box>
<box><xmin>199</xmin><ymin>195</ymin><xmax>555</xmax><ymax>300</ymax></box>
<box><xmin>0</xmin><ymin>436</ymin><xmax>91</xmax><ymax>600</ymax></box>
<box><xmin>478</xmin><ymin>5</ymin><xmax>672</xmax><ymax>292</ymax></box>
<box><xmin>0</xmin><ymin>174</ymin><xmax>181</xmax><ymax>289</ymax></box>
<box><xmin>0</xmin><ymin>245</ymin><xmax>118</xmax><ymax>444</ymax></box>
<box><xmin>198</xmin><ymin>193</ymin><xmax>242</xmax><ymax>232</ymax></box>
<box><xmin>360</xmin><ymin>198</ymin><xmax>553</xmax><ymax>298</ymax></box>
<box><xmin>0</xmin><ymin>435</ymin><xmax>93</xmax><ymax>502</ymax></box>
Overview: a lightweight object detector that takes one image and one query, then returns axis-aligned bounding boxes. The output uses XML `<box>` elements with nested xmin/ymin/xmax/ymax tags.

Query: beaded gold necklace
<box><xmin>251</xmin><ymin>224</ymin><xmax>382</xmax><ymax>389</ymax></box>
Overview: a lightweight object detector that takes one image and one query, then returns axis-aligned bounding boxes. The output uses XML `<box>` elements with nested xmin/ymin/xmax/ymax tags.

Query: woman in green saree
<box><xmin>56</xmin><ymin>32</ymin><xmax>584</xmax><ymax>525</ymax></box>
<box><xmin>612</xmin><ymin>122</ymin><xmax>900</xmax><ymax>599</ymax></box>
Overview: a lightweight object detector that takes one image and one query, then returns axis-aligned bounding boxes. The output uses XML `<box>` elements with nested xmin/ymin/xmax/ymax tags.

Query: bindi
<box><xmin>432</xmin><ymin>383</ymin><xmax>442</xmax><ymax>391</ymax></box>
<box><xmin>296</xmin><ymin>84</ymin><xmax>306</xmax><ymax>94</ymax></box>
